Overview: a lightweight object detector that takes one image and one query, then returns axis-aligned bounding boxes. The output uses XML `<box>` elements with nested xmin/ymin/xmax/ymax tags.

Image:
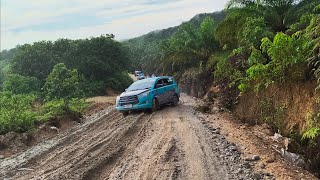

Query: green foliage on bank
<box><xmin>0</xmin><ymin>64</ymin><xmax>88</xmax><ymax>134</ymax></box>
<box><xmin>0</xmin><ymin>35</ymin><xmax>133</xmax><ymax>134</ymax></box>
<box><xmin>0</xmin><ymin>92</ymin><xmax>37</xmax><ymax>134</ymax></box>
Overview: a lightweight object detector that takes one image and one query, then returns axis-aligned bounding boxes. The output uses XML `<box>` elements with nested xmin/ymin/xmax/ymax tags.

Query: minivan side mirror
<box><xmin>125</xmin><ymin>88</ymin><xmax>128</xmax><ymax>92</ymax></box>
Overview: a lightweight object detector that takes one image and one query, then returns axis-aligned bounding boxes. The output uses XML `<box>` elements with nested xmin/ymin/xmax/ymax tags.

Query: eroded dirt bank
<box><xmin>0</xmin><ymin>95</ymin><xmax>260</xmax><ymax>180</ymax></box>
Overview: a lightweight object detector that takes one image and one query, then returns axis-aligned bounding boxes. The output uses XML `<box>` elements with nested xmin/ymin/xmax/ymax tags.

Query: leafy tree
<box><xmin>0</xmin><ymin>48</ymin><xmax>17</xmax><ymax>62</ymax></box>
<box><xmin>0</xmin><ymin>70</ymin><xmax>5</xmax><ymax>88</ymax></box>
<box><xmin>41</xmin><ymin>63</ymin><xmax>87</xmax><ymax>121</ymax></box>
<box><xmin>64</xmin><ymin>36</ymin><xmax>131</xmax><ymax>82</ymax></box>
<box><xmin>11</xmin><ymin>41</ymin><xmax>59</xmax><ymax>82</ymax></box>
<box><xmin>105</xmin><ymin>72</ymin><xmax>133</xmax><ymax>91</ymax></box>
<box><xmin>260</xmin><ymin>32</ymin><xmax>313</xmax><ymax>79</ymax></box>
<box><xmin>3</xmin><ymin>74</ymin><xmax>40</xmax><ymax>94</ymax></box>
<box><xmin>124</xmin><ymin>40</ymin><xmax>164</xmax><ymax>75</ymax></box>
<box><xmin>240</xmin><ymin>17</ymin><xmax>274</xmax><ymax>50</ymax></box>
<box><xmin>43</xmin><ymin>63</ymin><xmax>84</xmax><ymax>101</ymax></box>
<box><xmin>10</xmin><ymin>36</ymin><xmax>132</xmax><ymax>95</ymax></box>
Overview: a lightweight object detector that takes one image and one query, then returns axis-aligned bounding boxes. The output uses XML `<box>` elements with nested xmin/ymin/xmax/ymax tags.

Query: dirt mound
<box><xmin>234</xmin><ymin>81</ymin><xmax>316</xmax><ymax>134</ymax></box>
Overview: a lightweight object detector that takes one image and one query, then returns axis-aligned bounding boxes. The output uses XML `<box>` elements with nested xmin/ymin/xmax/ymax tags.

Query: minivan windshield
<box><xmin>127</xmin><ymin>80</ymin><xmax>154</xmax><ymax>91</ymax></box>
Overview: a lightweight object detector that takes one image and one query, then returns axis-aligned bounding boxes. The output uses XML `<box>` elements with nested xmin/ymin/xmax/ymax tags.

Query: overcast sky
<box><xmin>0</xmin><ymin>0</ymin><xmax>229</xmax><ymax>50</ymax></box>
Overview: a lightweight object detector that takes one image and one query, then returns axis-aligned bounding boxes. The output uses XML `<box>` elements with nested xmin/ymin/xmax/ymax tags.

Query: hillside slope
<box><xmin>126</xmin><ymin>11</ymin><xmax>226</xmax><ymax>44</ymax></box>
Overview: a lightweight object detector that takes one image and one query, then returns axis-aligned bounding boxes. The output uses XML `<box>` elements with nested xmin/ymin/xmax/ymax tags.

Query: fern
<box><xmin>302</xmin><ymin>127</ymin><xmax>320</xmax><ymax>140</ymax></box>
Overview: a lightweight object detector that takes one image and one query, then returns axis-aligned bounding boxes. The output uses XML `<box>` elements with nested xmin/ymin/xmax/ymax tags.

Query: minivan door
<box><xmin>162</xmin><ymin>78</ymin><xmax>175</xmax><ymax>103</ymax></box>
<box><xmin>154</xmin><ymin>79</ymin><xmax>166</xmax><ymax>105</ymax></box>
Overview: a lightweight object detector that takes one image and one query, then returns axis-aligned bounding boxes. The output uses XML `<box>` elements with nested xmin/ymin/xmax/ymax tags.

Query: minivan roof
<box><xmin>139</xmin><ymin>76</ymin><xmax>172</xmax><ymax>81</ymax></box>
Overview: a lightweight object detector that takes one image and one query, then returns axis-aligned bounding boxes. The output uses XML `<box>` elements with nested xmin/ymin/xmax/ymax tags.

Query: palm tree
<box><xmin>226</xmin><ymin>0</ymin><xmax>316</xmax><ymax>32</ymax></box>
<box><xmin>160</xmin><ymin>17</ymin><xmax>219</xmax><ymax>74</ymax></box>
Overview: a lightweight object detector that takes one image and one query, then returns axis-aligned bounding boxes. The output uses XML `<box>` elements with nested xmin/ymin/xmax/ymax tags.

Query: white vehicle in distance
<box><xmin>137</xmin><ymin>72</ymin><xmax>145</xmax><ymax>80</ymax></box>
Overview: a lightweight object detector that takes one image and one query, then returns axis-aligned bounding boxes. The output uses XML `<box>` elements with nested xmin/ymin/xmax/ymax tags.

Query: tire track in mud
<box><xmin>4</xmin><ymin>110</ymin><xmax>151</xmax><ymax>179</ymax></box>
<box><xmin>0</xmin><ymin>107</ymin><xmax>114</xmax><ymax>178</ymax></box>
<box><xmin>105</xmin><ymin>112</ymin><xmax>182</xmax><ymax>180</ymax></box>
<box><xmin>82</xmin><ymin>113</ymin><xmax>156</xmax><ymax>180</ymax></box>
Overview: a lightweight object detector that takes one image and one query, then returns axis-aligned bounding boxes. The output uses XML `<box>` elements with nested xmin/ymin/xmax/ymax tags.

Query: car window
<box><xmin>168</xmin><ymin>77</ymin><xmax>175</xmax><ymax>84</ymax></box>
<box><xmin>155</xmin><ymin>79</ymin><xmax>164</xmax><ymax>88</ymax></box>
<box><xmin>163</xmin><ymin>78</ymin><xmax>172</xmax><ymax>86</ymax></box>
<box><xmin>127</xmin><ymin>80</ymin><xmax>154</xmax><ymax>91</ymax></box>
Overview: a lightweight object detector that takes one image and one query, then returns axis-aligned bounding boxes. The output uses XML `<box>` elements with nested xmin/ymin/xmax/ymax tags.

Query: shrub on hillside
<box><xmin>41</xmin><ymin>63</ymin><xmax>87</xmax><ymax>121</ymax></box>
<box><xmin>68</xmin><ymin>98</ymin><xmax>88</xmax><ymax>116</ymax></box>
<box><xmin>238</xmin><ymin>32</ymin><xmax>313</xmax><ymax>93</ymax></box>
<box><xmin>38</xmin><ymin>98</ymin><xmax>87</xmax><ymax>122</ymax></box>
<box><xmin>38</xmin><ymin>99</ymin><xmax>65</xmax><ymax>122</ymax></box>
<box><xmin>0</xmin><ymin>92</ymin><xmax>37</xmax><ymax>134</ymax></box>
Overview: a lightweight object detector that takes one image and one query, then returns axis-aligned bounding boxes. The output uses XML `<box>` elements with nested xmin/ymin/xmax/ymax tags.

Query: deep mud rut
<box><xmin>0</xmin><ymin>95</ymin><xmax>258</xmax><ymax>180</ymax></box>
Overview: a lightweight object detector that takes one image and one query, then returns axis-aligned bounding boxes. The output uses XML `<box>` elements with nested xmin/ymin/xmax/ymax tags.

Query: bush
<box><xmin>239</xmin><ymin>32</ymin><xmax>314</xmax><ymax>93</ymax></box>
<box><xmin>207</xmin><ymin>51</ymin><xmax>231</xmax><ymax>69</ymax></box>
<box><xmin>240</xmin><ymin>17</ymin><xmax>274</xmax><ymax>50</ymax></box>
<box><xmin>38</xmin><ymin>98</ymin><xmax>88</xmax><ymax>122</ymax></box>
<box><xmin>68</xmin><ymin>98</ymin><xmax>88</xmax><ymax>114</ymax></box>
<box><xmin>214</xmin><ymin>54</ymin><xmax>243</xmax><ymax>86</ymax></box>
<box><xmin>3</xmin><ymin>74</ymin><xmax>40</xmax><ymax>94</ymax></box>
<box><xmin>0</xmin><ymin>92</ymin><xmax>37</xmax><ymax>134</ymax></box>
<box><xmin>43</xmin><ymin>63</ymin><xmax>84</xmax><ymax>101</ymax></box>
<box><xmin>80</xmin><ymin>72</ymin><xmax>132</xmax><ymax>96</ymax></box>
<box><xmin>38</xmin><ymin>99</ymin><xmax>65</xmax><ymax>122</ymax></box>
<box><xmin>80</xmin><ymin>79</ymin><xmax>106</xmax><ymax>96</ymax></box>
<box><xmin>105</xmin><ymin>72</ymin><xmax>133</xmax><ymax>92</ymax></box>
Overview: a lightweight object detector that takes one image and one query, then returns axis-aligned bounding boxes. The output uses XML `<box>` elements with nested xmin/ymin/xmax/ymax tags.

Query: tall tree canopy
<box><xmin>10</xmin><ymin>35</ymin><xmax>132</xmax><ymax>95</ymax></box>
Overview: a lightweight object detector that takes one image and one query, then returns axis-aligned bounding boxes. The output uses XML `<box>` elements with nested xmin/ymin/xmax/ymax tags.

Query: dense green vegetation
<box><xmin>125</xmin><ymin>11</ymin><xmax>226</xmax><ymax>75</ymax></box>
<box><xmin>125</xmin><ymin>0</ymin><xmax>320</xmax><ymax>172</ymax></box>
<box><xmin>0</xmin><ymin>35</ymin><xmax>132</xmax><ymax>134</ymax></box>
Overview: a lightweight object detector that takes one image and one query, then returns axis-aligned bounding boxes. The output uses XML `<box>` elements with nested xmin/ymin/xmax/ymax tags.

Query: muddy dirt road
<box><xmin>0</xmin><ymin>95</ymin><xmax>257</xmax><ymax>180</ymax></box>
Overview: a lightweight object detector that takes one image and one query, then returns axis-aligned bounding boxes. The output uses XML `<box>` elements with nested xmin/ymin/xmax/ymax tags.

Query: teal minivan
<box><xmin>116</xmin><ymin>76</ymin><xmax>180</xmax><ymax>115</ymax></box>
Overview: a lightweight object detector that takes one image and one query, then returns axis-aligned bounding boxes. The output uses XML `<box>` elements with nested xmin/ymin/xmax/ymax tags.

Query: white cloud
<box><xmin>1</xmin><ymin>0</ymin><xmax>229</xmax><ymax>50</ymax></box>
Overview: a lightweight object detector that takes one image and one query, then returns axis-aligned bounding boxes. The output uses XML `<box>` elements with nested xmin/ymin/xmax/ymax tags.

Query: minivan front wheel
<box><xmin>122</xmin><ymin>111</ymin><xmax>129</xmax><ymax>116</ymax></box>
<box><xmin>171</xmin><ymin>95</ymin><xmax>179</xmax><ymax>106</ymax></box>
<box><xmin>151</xmin><ymin>98</ymin><xmax>159</xmax><ymax>112</ymax></box>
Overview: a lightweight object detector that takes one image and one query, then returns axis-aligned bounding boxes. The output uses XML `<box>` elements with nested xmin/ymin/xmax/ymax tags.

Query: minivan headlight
<box><xmin>138</xmin><ymin>91</ymin><xmax>149</xmax><ymax>98</ymax></box>
<box><xmin>116</xmin><ymin>96</ymin><xmax>120</xmax><ymax>105</ymax></box>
